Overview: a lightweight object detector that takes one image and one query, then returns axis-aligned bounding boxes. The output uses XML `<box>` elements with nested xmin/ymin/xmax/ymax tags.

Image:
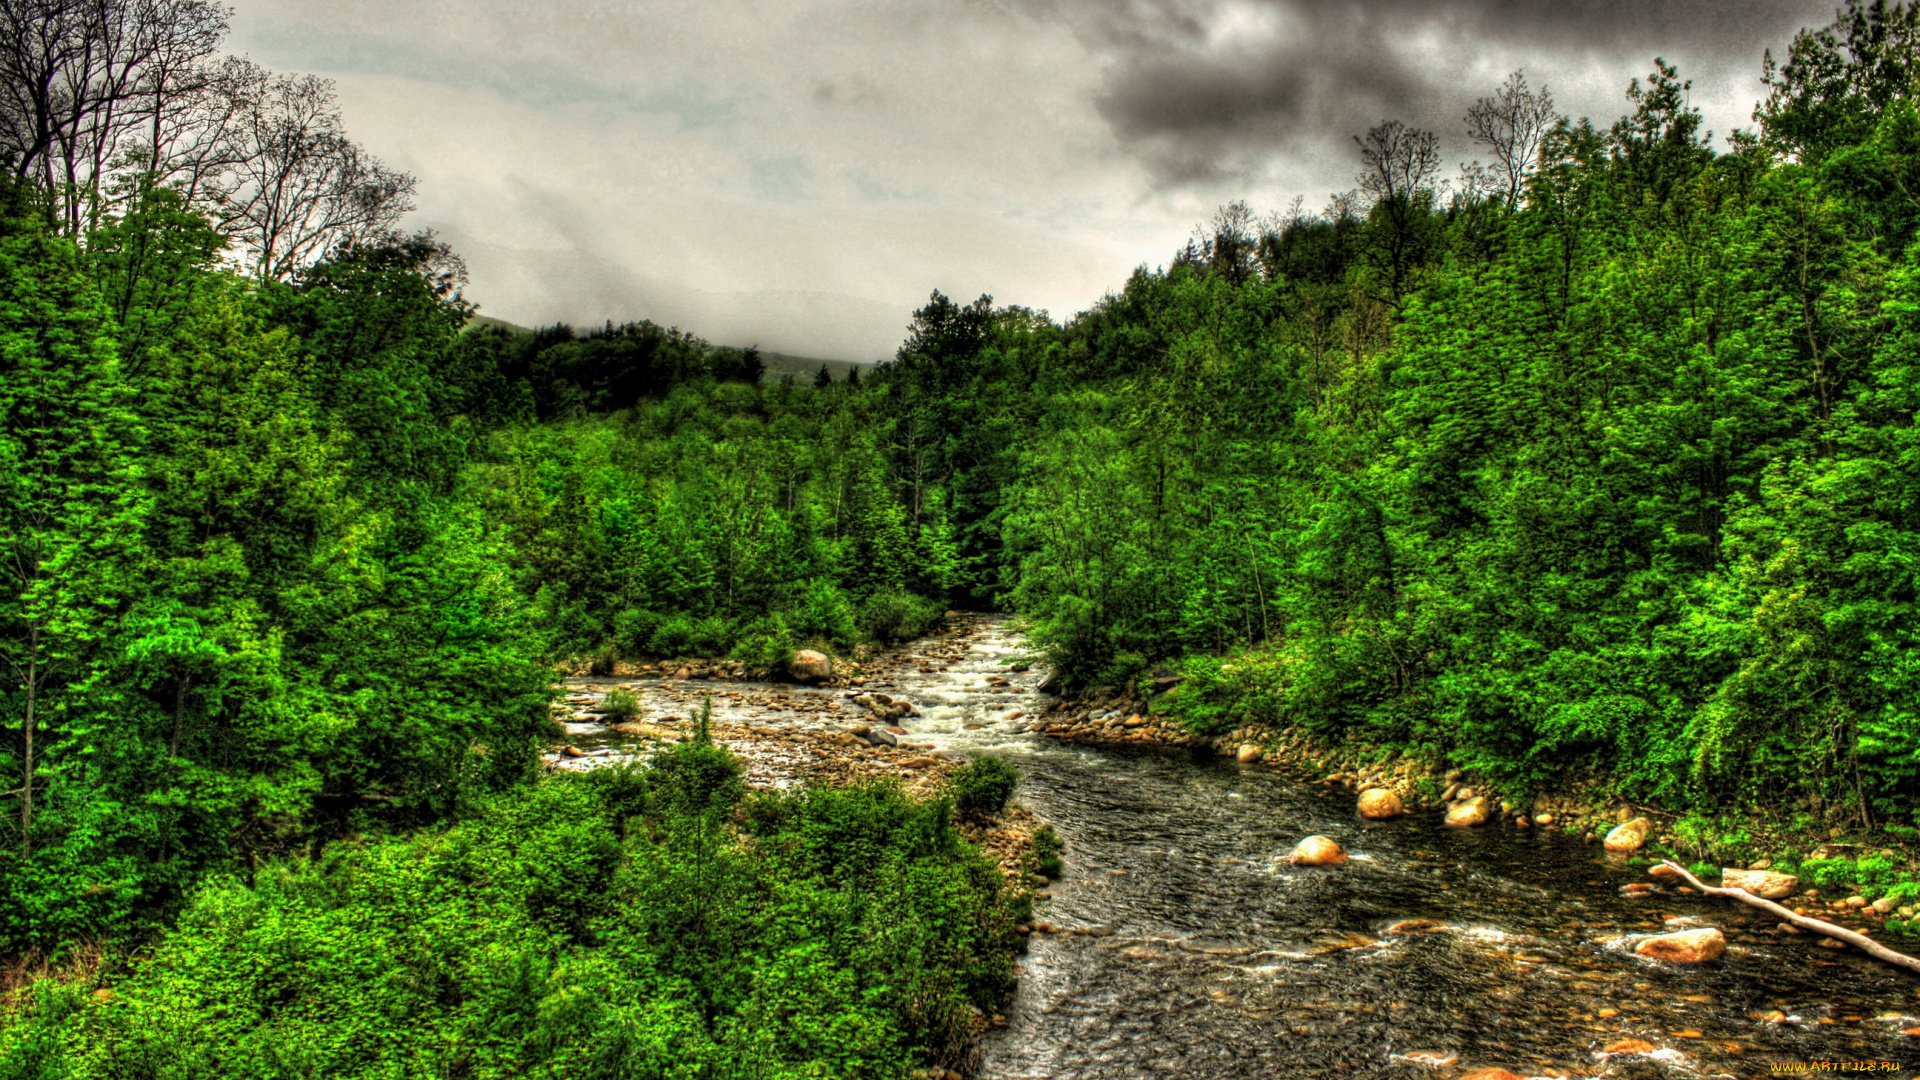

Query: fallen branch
<box><xmin>1658</xmin><ymin>859</ymin><xmax>1920</xmax><ymax>976</ymax></box>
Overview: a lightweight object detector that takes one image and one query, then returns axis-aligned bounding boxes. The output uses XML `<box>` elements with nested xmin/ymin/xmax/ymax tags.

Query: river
<box><xmin>556</xmin><ymin>616</ymin><xmax>1917</xmax><ymax>1079</ymax></box>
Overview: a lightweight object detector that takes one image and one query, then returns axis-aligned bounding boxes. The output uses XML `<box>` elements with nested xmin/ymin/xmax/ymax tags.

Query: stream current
<box><xmin>556</xmin><ymin>617</ymin><xmax>1917</xmax><ymax>1079</ymax></box>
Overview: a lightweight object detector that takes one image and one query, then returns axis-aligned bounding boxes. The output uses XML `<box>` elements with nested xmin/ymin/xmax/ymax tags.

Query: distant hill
<box><xmin>461</xmin><ymin>316</ymin><xmax>872</xmax><ymax>382</ymax></box>
<box><xmin>756</xmin><ymin>350</ymin><xmax>869</xmax><ymax>383</ymax></box>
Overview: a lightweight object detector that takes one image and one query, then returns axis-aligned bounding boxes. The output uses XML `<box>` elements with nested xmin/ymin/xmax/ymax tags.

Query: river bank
<box><xmin>538</xmin><ymin>615</ymin><xmax>1920</xmax><ymax>1078</ymax></box>
<box><xmin>1031</xmin><ymin>682</ymin><xmax>1920</xmax><ymax>956</ymax></box>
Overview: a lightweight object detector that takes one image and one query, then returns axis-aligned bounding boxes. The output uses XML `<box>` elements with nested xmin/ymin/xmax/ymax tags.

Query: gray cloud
<box><xmin>1032</xmin><ymin>0</ymin><xmax>1834</xmax><ymax>185</ymax></box>
<box><xmin>225</xmin><ymin>0</ymin><xmax>1851</xmax><ymax>361</ymax></box>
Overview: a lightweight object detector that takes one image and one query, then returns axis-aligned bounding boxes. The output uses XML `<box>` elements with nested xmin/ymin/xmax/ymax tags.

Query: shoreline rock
<box><xmin>1358</xmin><ymin>788</ymin><xmax>1405</xmax><ymax>820</ymax></box>
<box><xmin>1604</xmin><ymin>817</ymin><xmax>1652</xmax><ymax>853</ymax></box>
<box><xmin>1445</xmin><ymin>796</ymin><xmax>1491</xmax><ymax>828</ymax></box>
<box><xmin>1722</xmin><ymin>867</ymin><xmax>1798</xmax><ymax>900</ymax></box>
<box><xmin>1633</xmin><ymin>927</ymin><xmax>1726</xmax><ymax>964</ymax></box>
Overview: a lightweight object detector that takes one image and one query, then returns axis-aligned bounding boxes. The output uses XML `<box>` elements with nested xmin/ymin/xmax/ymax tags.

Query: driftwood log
<box><xmin>1658</xmin><ymin>859</ymin><xmax>1920</xmax><ymax>975</ymax></box>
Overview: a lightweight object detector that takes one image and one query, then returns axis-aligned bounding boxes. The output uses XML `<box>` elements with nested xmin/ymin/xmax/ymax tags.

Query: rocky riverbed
<box><xmin>549</xmin><ymin>617</ymin><xmax>1920</xmax><ymax>1078</ymax></box>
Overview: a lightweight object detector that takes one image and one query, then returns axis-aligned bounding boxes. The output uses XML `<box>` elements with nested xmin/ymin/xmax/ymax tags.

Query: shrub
<box><xmin>649</xmin><ymin>612</ymin><xmax>696</xmax><ymax>657</ymax></box>
<box><xmin>646</xmin><ymin>699</ymin><xmax>744</xmax><ymax>821</ymax></box>
<box><xmin>728</xmin><ymin>614</ymin><xmax>793</xmax><ymax>669</ymax></box>
<box><xmin>611</xmin><ymin>607</ymin><xmax>663</xmax><ymax>656</ymax></box>
<box><xmin>949</xmin><ymin>756</ymin><xmax>1019</xmax><ymax>817</ymax></box>
<box><xmin>794</xmin><ymin>578</ymin><xmax>857</xmax><ymax>644</ymax></box>
<box><xmin>689</xmin><ymin>614</ymin><xmax>732</xmax><ymax>656</ymax></box>
<box><xmin>1032</xmin><ymin>824</ymin><xmax>1064</xmax><ymax>879</ymax></box>
<box><xmin>855</xmin><ymin>590</ymin><xmax>942</xmax><ymax>645</ymax></box>
<box><xmin>1</xmin><ymin>735</ymin><xmax>1017</xmax><ymax>1079</ymax></box>
<box><xmin>602</xmin><ymin>687</ymin><xmax>642</xmax><ymax>722</ymax></box>
<box><xmin>588</xmin><ymin>645</ymin><xmax>618</xmax><ymax>677</ymax></box>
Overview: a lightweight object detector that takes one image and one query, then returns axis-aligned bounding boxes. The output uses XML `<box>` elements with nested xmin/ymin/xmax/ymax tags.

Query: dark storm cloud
<box><xmin>1026</xmin><ymin>0</ymin><xmax>1835</xmax><ymax>184</ymax></box>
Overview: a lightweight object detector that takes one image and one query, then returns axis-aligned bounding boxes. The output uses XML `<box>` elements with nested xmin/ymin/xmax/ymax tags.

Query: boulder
<box><xmin>1601</xmin><ymin>1039</ymin><xmax>1659</xmax><ymax>1056</ymax></box>
<box><xmin>1289</xmin><ymin>835</ymin><xmax>1347</xmax><ymax>866</ymax></box>
<box><xmin>865</xmin><ymin>728</ymin><xmax>899</xmax><ymax>748</ymax></box>
<box><xmin>1873</xmin><ymin>895</ymin><xmax>1899</xmax><ymax>915</ymax></box>
<box><xmin>1357</xmin><ymin>788</ymin><xmax>1405</xmax><ymax>820</ymax></box>
<box><xmin>900</xmin><ymin>755</ymin><xmax>940</xmax><ymax>769</ymax></box>
<box><xmin>1445</xmin><ymin>796</ymin><xmax>1491</xmax><ymax>828</ymax></box>
<box><xmin>1721</xmin><ymin>868</ymin><xmax>1799</xmax><ymax>900</ymax></box>
<box><xmin>789</xmin><ymin>649</ymin><xmax>832</xmax><ymax>683</ymax></box>
<box><xmin>1633</xmin><ymin>927</ymin><xmax>1726</xmax><ymax>964</ymax></box>
<box><xmin>1534</xmin><ymin>812</ymin><xmax>1555</xmax><ymax>826</ymax></box>
<box><xmin>1604</xmin><ymin>817</ymin><xmax>1652</xmax><ymax>852</ymax></box>
<box><xmin>1459</xmin><ymin>1071</ymin><xmax>1524</xmax><ymax>1080</ymax></box>
<box><xmin>1236</xmin><ymin>743</ymin><xmax>1264</xmax><ymax>764</ymax></box>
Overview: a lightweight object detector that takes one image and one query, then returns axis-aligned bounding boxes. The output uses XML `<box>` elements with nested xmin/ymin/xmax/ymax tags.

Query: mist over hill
<box><xmin>435</xmin><ymin>223</ymin><xmax>904</xmax><ymax>365</ymax></box>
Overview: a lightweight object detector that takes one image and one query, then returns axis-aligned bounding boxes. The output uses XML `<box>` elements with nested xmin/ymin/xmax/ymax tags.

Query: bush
<box><xmin>645</xmin><ymin>699</ymin><xmax>744</xmax><ymax>821</ymax></box>
<box><xmin>611</xmin><ymin>607</ymin><xmax>663</xmax><ymax>656</ymax></box>
<box><xmin>649</xmin><ymin>611</ymin><xmax>697</xmax><ymax>656</ymax></box>
<box><xmin>1032</xmin><ymin>824</ymin><xmax>1064</xmax><ymax>879</ymax></box>
<box><xmin>587</xmin><ymin>650</ymin><xmax>616</xmax><ymax>676</ymax></box>
<box><xmin>728</xmin><ymin>614</ymin><xmax>794</xmax><ymax>669</ymax></box>
<box><xmin>855</xmin><ymin>590</ymin><xmax>942</xmax><ymax>645</ymax></box>
<box><xmin>949</xmin><ymin>756</ymin><xmax>1019</xmax><ymax>817</ymax></box>
<box><xmin>602</xmin><ymin>686</ymin><xmax>642</xmax><ymax>722</ymax></box>
<box><xmin>794</xmin><ymin>578</ymin><xmax>857</xmax><ymax>644</ymax></box>
<box><xmin>0</xmin><ymin>730</ymin><xmax>1017</xmax><ymax>1079</ymax></box>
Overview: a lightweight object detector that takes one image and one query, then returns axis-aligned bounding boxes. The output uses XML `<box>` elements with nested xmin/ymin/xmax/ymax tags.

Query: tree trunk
<box><xmin>1659</xmin><ymin>860</ymin><xmax>1920</xmax><ymax>975</ymax></box>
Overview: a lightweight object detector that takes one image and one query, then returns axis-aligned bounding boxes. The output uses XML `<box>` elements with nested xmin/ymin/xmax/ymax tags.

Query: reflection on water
<box><xmin>567</xmin><ymin>618</ymin><xmax>1920</xmax><ymax>1078</ymax></box>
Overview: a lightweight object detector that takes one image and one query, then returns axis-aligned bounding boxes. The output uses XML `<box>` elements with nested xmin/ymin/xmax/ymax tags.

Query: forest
<box><xmin>4</xmin><ymin>0</ymin><xmax>1920</xmax><ymax>1073</ymax></box>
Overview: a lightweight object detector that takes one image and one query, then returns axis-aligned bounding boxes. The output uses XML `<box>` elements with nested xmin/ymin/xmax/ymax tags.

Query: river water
<box><xmin>559</xmin><ymin>617</ymin><xmax>1918</xmax><ymax>1079</ymax></box>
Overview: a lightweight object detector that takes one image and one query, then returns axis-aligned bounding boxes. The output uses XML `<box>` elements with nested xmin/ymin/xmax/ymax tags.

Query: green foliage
<box><xmin>856</xmin><ymin>591</ymin><xmax>943</xmax><ymax>645</ymax></box>
<box><xmin>949</xmin><ymin>756</ymin><xmax>1020</xmax><ymax>817</ymax></box>
<box><xmin>1801</xmin><ymin>855</ymin><xmax>1905</xmax><ymax>891</ymax></box>
<box><xmin>601</xmin><ymin>687</ymin><xmax>642</xmax><ymax>722</ymax></box>
<box><xmin>1031</xmin><ymin>824</ymin><xmax>1064</xmax><ymax>880</ymax></box>
<box><xmin>0</xmin><ymin>758</ymin><xmax>1016</xmax><ymax>1078</ymax></box>
<box><xmin>727</xmin><ymin>614</ymin><xmax>794</xmax><ymax>669</ymax></box>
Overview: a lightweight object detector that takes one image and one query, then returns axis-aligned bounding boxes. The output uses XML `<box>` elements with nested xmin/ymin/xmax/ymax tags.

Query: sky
<box><xmin>225</xmin><ymin>0</ymin><xmax>1837</xmax><ymax>362</ymax></box>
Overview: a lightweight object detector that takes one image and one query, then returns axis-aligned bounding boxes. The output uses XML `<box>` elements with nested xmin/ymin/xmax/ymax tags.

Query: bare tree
<box><xmin>1188</xmin><ymin>199</ymin><xmax>1258</xmax><ymax>284</ymax></box>
<box><xmin>1463</xmin><ymin>70</ymin><xmax>1558</xmax><ymax>207</ymax></box>
<box><xmin>1354</xmin><ymin>120</ymin><xmax>1441</xmax><ymax>302</ymax></box>
<box><xmin>0</xmin><ymin>0</ymin><xmax>227</xmax><ymax>231</ymax></box>
<box><xmin>204</xmin><ymin>68</ymin><xmax>416</xmax><ymax>279</ymax></box>
<box><xmin>1356</xmin><ymin>119</ymin><xmax>1441</xmax><ymax>208</ymax></box>
<box><xmin>1324</xmin><ymin>188</ymin><xmax>1364</xmax><ymax>223</ymax></box>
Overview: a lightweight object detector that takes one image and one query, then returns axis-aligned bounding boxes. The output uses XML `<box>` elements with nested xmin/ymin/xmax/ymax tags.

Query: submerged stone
<box><xmin>1634</xmin><ymin>927</ymin><xmax>1726</xmax><ymax>964</ymax></box>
